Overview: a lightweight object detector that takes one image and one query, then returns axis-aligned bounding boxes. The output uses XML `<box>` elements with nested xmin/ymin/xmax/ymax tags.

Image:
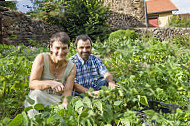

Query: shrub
<box><xmin>108</xmin><ymin>29</ymin><xmax>138</xmax><ymax>42</ymax></box>
<box><xmin>125</xmin><ymin>29</ymin><xmax>138</xmax><ymax>40</ymax></box>
<box><xmin>0</xmin><ymin>1</ymin><xmax>17</xmax><ymax>10</ymax></box>
<box><xmin>171</xmin><ymin>35</ymin><xmax>190</xmax><ymax>48</ymax></box>
<box><xmin>30</xmin><ymin>0</ymin><xmax>111</xmax><ymax>42</ymax></box>
<box><xmin>108</xmin><ymin>30</ymin><xmax>126</xmax><ymax>41</ymax></box>
<box><xmin>169</xmin><ymin>15</ymin><xmax>190</xmax><ymax>27</ymax></box>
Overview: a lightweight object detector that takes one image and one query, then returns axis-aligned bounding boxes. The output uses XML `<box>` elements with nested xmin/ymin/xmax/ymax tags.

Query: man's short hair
<box><xmin>50</xmin><ymin>32</ymin><xmax>70</xmax><ymax>48</ymax></box>
<box><xmin>75</xmin><ymin>35</ymin><xmax>92</xmax><ymax>47</ymax></box>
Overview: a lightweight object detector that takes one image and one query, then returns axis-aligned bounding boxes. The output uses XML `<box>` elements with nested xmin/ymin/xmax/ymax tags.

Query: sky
<box><xmin>14</xmin><ymin>0</ymin><xmax>190</xmax><ymax>14</ymax></box>
<box><xmin>171</xmin><ymin>0</ymin><xmax>190</xmax><ymax>14</ymax></box>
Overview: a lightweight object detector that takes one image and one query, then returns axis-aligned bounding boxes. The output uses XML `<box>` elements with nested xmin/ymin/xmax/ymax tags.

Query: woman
<box><xmin>25</xmin><ymin>32</ymin><xmax>76</xmax><ymax>118</ymax></box>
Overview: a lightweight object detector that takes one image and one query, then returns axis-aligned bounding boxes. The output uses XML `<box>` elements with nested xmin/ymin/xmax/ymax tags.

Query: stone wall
<box><xmin>0</xmin><ymin>7</ymin><xmax>65</xmax><ymax>45</ymax></box>
<box><xmin>104</xmin><ymin>0</ymin><xmax>145</xmax><ymax>30</ymax></box>
<box><xmin>107</xmin><ymin>11</ymin><xmax>145</xmax><ymax>30</ymax></box>
<box><xmin>134</xmin><ymin>27</ymin><xmax>190</xmax><ymax>41</ymax></box>
<box><xmin>0</xmin><ymin>6</ymin><xmax>189</xmax><ymax>46</ymax></box>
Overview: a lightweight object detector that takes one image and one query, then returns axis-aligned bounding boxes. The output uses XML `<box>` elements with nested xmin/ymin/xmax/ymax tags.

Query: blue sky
<box><xmin>171</xmin><ymin>0</ymin><xmax>190</xmax><ymax>14</ymax></box>
<box><xmin>15</xmin><ymin>0</ymin><xmax>190</xmax><ymax>14</ymax></box>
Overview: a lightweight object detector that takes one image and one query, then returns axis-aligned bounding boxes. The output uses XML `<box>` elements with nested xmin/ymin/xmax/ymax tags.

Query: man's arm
<box><xmin>74</xmin><ymin>83</ymin><xmax>99</xmax><ymax>98</ymax></box>
<box><xmin>94</xmin><ymin>56</ymin><xmax>115</xmax><ymax>90</ymax></box>
<box><xmin>104</xmin><ymin>72</ymin><xmax>115</xmax><ymax>90</ymax></box>
<box><xmin>74</xmin><ymin>83</ymin><xmax>88</xmax><ymax>93</ymax></box>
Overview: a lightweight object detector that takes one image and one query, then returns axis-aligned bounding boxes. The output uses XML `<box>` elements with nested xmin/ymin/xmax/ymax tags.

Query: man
<box><xmin>70</xmin><ymin>35</ymin><xmax>115</xmax><ymax>97</ymax></box>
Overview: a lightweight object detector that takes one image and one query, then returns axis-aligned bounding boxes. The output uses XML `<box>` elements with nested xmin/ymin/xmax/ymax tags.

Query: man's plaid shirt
<box><xmin>70</xmin><ymin>53</ymin><xmax>108</xmax><ymax>89</ymax></box>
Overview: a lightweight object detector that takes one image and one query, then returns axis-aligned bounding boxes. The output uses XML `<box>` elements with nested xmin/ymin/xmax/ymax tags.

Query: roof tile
<box><xmin>146</xmin><ymin>0</ymin><xmax>178</xmax><ymax>14</ymax></box>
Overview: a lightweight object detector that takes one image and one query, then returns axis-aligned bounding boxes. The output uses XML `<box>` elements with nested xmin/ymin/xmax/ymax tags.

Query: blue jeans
<box><xmin>72</xmin><ymin>78</ymin><xmax>108</xmax><ymax>98</ymax></box>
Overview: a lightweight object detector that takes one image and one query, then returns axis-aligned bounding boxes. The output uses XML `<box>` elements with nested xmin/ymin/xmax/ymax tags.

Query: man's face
<box><xmin>76</xmin><ymin>39</ymin><xmax>92</xmax><ymax>61</ymax></box>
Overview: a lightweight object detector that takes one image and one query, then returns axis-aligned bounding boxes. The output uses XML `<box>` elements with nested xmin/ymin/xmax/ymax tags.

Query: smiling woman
<box><xmin>50</xmin><ymin>42</ymin><xmax>69</xmax><ymax>63</ymax></box>
<box><xmin>24</xmin><ymin>32</ymin><xmax>76</xmax><ymax>118</ymax></box>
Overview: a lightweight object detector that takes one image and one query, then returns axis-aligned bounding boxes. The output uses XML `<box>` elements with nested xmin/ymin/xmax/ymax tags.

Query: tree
<box><xmin>0</xmin><ymin>1</ymin><xmax>17</xmax><ymax>10</ymax></box>
<box><xmin>62</xmin><ymin>0</ymin><xmax>111</xmax><ymax>41</ymax></box>
<box><xmin>29</xmin><ymin>0</ymin><xmax>111</xmax><ymax>41</ymax></box>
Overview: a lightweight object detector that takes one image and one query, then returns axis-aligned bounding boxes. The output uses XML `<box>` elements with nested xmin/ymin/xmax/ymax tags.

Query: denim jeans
<box><xmin>92</xmin><ymin>78</ymin><xmax>108</xmax><ymax>91</ymax></box>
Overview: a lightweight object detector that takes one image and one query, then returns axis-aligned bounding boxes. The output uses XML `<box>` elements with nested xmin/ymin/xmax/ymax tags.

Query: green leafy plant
<box><xmin>0</xmin><ymin>1</ymin><xmax>17</xmax><ymax>10</ymax></box>
<box><xmin>30</xmin><ymin>0</ymin><xmax>111</xmax><ymax>42</ymax></box>
<box><xmin>1</xmin><ymin>31</ymin><xmax>190</xmax><ymax>125</ymax></box>
<box><xmin>169</xmin><ymin>15</ymin><xmax>190</xmax><ymax>27</ymax></box>
<box><xmin>108</xmin><ymin>29</ymin><xmax>138</xmax><ymax>42</ymax></box>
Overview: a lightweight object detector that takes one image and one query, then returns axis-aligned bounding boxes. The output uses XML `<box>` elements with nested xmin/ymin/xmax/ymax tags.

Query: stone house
<box><xmin>146</xmin><ymin>0</ymin><xmax>178</xmax><ymax>27</ymax></box>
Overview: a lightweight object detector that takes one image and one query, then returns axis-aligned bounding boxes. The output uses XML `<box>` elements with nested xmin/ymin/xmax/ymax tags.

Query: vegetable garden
<box><xmin>1</xmin><ymin>29</ymin><xmax>190</xmax><ymax>125</ymax></box>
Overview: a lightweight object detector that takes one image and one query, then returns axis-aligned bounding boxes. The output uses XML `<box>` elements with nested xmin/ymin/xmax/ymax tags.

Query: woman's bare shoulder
<box><xmin>33</xmin><ymin>53</ymin><xmax>45</xmax><ymax>65</ymax></box>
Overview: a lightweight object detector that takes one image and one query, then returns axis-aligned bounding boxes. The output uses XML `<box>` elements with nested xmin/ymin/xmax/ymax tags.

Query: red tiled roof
<box><xmin>146</xmin><ymin>0</ymin><xmax>178</xmax><ymax>14</ymax></box>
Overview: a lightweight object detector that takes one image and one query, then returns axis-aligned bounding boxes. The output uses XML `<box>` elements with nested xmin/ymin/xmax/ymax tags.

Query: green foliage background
<box><xmin>169</xmin><ymin>15</ymin><xmax>190</xmax><ymax>27</ymax></box>
<box><xmin>0</xmin><ymin>1</ymin><xmax>17</xmax><ymax>10</ymax></box>
<box><xmin>29</xmin><ymin>0</ymin><xmax>111</xmax><ymax>41</ymax></box>
<box><xmin>1</xmin><ymin>30</ymin><xmax>190</xmax><ymax>125</ymax></box>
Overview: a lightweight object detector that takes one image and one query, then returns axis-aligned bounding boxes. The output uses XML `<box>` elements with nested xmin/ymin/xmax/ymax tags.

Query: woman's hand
<box><xmin>50</xmin><ymin>81</ymin><xmax>64</xmax><ymax>93</ymax></box>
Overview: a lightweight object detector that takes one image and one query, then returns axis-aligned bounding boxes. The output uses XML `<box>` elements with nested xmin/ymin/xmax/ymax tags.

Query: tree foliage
<box><xmin>169</xmin><ymin>15</ymin><xmax>190</xmax><ymax>28</ymax></box>
<box><xmin>0</xmin><ymin>1</ymin><xmax>17</xmax><ymax>10</ymax></box>
<box><xmin>30</xmin><ymin>0</ymin><xmax>111</xmax><ymax>41</ymax></box>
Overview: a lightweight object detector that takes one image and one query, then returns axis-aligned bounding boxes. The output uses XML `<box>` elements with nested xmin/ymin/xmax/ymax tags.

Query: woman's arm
<box><xmin>62</xmin><ymin>64</ymin><xmax>76</xmax><ymax>108</ymax></box>
<box><xmin>29</xmin><ymin>54</ymin><xmax>56</xmax><ymax>90</ymax></box>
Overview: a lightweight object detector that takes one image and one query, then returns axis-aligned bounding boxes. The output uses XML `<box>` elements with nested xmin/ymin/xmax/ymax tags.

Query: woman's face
<box><xmin>50</xmin><ymin>41</ymin><xmax>69</xmax><ymax>63</ymax></box>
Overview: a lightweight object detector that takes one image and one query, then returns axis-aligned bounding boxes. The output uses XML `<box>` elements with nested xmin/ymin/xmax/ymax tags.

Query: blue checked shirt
<box><xmin>70</xmin><ymin>53</ymin><xmax>108</xmax><ymax>89</ymax></box>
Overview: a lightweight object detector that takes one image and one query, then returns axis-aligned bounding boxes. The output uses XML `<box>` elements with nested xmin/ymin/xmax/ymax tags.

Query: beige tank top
<box><xmin>41</xmin><ymin>53</ymin><xmax>74</xmax><ymax>85</ymax></box>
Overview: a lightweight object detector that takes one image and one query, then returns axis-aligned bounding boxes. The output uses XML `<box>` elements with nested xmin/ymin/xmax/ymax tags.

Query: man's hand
<box><xmin>108</xmin><ymin>81</ymin><xmax>115</xmax><ymax>90</ymax></box>
<box><xmin>62</xmin><ymin>102</ymin><xmax>68</xmax><ymax>109</ymax></box>
<box><xmin>104</xmin><ymin>72</ymin><xmax>115</xmax><ymax>90</ymax></box>
<box><xmin>88</xmin><ymin>90</ymin><xmax>99</xmax><ymax>98</ymax></box>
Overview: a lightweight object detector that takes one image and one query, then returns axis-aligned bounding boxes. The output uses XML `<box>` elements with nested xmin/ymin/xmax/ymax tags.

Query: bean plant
<box><xmin>1</xmin><ymin>30</ymin><xmax>190</xmax><ymax>125</ymax></box>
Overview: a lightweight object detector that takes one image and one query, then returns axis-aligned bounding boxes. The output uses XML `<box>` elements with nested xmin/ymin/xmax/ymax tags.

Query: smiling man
<box><xmin>70</xmin><ymin>35</ymin><xmax>115</xmax><ymax>97</ymax></box>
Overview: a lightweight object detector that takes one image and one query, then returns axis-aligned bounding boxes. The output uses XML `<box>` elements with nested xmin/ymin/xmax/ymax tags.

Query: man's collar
<box><xmin>76</xmin><ymin>53</ymin><xmax>91</xmax><ymax>65</ymax></box>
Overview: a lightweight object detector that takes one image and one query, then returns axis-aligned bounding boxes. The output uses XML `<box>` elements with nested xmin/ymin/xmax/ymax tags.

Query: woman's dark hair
<box><xmin>75</xmin><ymin>35</ymin><xmax>92</xmax><ymax>47</ymax></box>
<box><xmin>50</xmin><ymin>32</ymin><xmax>70</xmax><ymax>48</ymax></box>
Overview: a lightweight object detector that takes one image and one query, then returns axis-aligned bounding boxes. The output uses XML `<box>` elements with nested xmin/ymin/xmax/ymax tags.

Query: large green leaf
<box><xmin>75</xmin><ymin>100</ymin><xmax>84</xmax><ymax>114</ymax></box>
<box><xmin>21</xmin><ymin>112</ymin><xmax>29</xmax><ymax>126</ymax></box>
<box><xmin>24</xmin><ymin>106</ymin><xmax>33</xmax><ymax>112</ymax></box>
<box><xmin>25</xmin><ymin>96</ymin><xmax>35</xmax><ymax>105</ymax></box>
<box><xmin>2</xmin><ymin>117</ymin><xmax>11</xmax><ymax>125</ymax></box>
<box><xmin>93</xmin><ymin>100</ymin><xmax>103</xmax><ymax>114</ymax></box>
<box><xmin>83</xmin><ymin>97</ymin><xmax>92</xmax><ymax>108</ymax></box>
<box><xmin>114</xmin><ymin>101</ymin><xmax>122</xmax><ymax>106</ymax></box>
<box><xmin>34</xmin><ymin>103</ymin><xmax>44</xmax><ymax>111</ymax></box>
<box><xmin>8</xmin><ymin>114</ymin><xmax>23</xmax><ymax>126</ymax></box>
<box><xmin>140</xmin><ymin>96</ymin><xmax>149</xmax><ymax>107</ymax></box>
